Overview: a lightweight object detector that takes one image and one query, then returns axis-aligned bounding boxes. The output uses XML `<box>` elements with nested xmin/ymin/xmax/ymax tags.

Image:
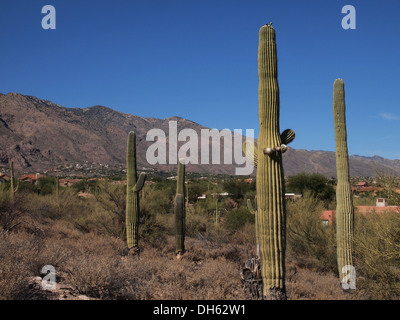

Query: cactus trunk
<box><xmin>10</xmin><ymin>161</ymin><xmax>19</xmax><ymax>202</ymax></box>
<box><xmin>126</xmin><ymin>131</ymin><xmax>146</xmax><ymax>252</ymax></box>
<box><xmin>215</xmin><ymin>198</ymin><xmax>220</xmax><ymax>226</ymax></box>
<box><xmin>56</xmin><ymin>175</ymin><xmax>60</xmax><ymax>211</ymax></box>
<box><xmin>256</xmin><ymin>23</ymin><xmax>293</xmax><ymax>300</ymax></box>
<box><xmin>10</xmin><ymin>161</ymin><xmax>15</xmax><ymax>199</ymax></box>
<box><xmin>175</xmin><ymin>160</ymin><xmax>186</xmax><ymax>256</ymax></box>
<box><xmin>333</xmin><ymin>79</ymin><xmax>355</xmax><ymax>288</ymax></box>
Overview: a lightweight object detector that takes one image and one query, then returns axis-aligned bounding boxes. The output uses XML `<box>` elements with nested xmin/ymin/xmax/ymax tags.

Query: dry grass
<box><xmin>0</xmin><ymin>187</ymin><xmax>368</xmax><ymax>301</ymax></box>
<box><xmin>0</xmin><ymin>216</ymin><xmax>347</xmax><ymax>300</ymax></box>
<box><xmin>286</xmin><ymin>257</ymin><xmax>349</xmax><ymax>300</ymax></box>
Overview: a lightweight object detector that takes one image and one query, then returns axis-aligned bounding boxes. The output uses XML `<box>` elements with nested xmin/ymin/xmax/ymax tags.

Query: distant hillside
<box><xmin>283</xmin><ymin>148</ymin><xmax>400</xmax><ymax>178</ymax></box>
<box><xmin>1</xmin><ymin>92</ymin><xmax>399</xmax><ymax>177</ymax></box>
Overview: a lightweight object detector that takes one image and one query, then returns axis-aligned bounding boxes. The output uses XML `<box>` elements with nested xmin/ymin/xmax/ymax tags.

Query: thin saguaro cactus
<box><xmin>333</xmin><ymin>79</ymin><xmax>355</xmax><ymax>289</ymax></box>
<box><xmin>10</xmin><ymin>161</ymin><xmax>19</xmax><ymax>202</ymax></box>
<box><xmin>126</xmin><ymin>131</ymin><xmax>146</xmax><ymax>252</ymax></box>
<box><xmin>175</xmin><ymin>159</ymin><xmax>186</xmax><ymax>257</ymax></box>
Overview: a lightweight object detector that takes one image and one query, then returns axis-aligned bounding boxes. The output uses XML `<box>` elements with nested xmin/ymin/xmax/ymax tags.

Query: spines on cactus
<box><xmin>126</xmin><ymin>131</ymin><xmax>147</xmax><ymax>252</ymax></box>
<box><xmin>175</xmin><ymin>159</ymin><xmax>186</xmax><ymax>257</ymax></box>
<box><xmin>333</xmin><ymin>78</ymin><xmax>355</xmax><ymax>289</ymax></box>
<box><xmin>255</xmin><ymin>23</ymin><xmax>295</xmax><ymax>300</ymax></box>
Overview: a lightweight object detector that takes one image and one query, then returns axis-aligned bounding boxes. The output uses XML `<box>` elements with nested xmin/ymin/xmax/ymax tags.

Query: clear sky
<box><xmin>0</xmin><ymin>0</ymin><xmax>399</xmax><ymax>159</ymax></box>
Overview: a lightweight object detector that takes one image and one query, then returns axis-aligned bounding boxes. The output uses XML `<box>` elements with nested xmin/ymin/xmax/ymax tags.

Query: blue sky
<box><xmin>0</xmin><ymin>0</ymin><xmax>399</xmax><ymax>159</ymax></box>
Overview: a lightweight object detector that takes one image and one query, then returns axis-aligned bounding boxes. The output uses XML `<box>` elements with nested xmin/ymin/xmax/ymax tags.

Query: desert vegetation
<box><xmin>1</xmin><ymin>170</ymin><xmax>399</xmax><ymax>300</ymax></box>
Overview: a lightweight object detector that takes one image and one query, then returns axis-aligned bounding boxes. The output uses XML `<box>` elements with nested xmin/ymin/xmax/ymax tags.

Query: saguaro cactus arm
<box><xmin>280</xmin><ymin>129</ymin><xmax>295</xmax><ymax>145</ymax></box>
<box><xmin>134</xmin><ymin>172</ymin><xmax>147</xmax><ymax>192</ymax></box>
<box><xmin>247</xmin><ymin>198</ymin><xmax>256</xmax><ymax>215</ymax></box>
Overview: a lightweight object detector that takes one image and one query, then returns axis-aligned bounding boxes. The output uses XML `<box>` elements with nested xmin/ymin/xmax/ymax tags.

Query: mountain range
<box><xmin>1</xmin><ymin>92</ymin><xmax>400</xmax><ymax>177</ymax></box>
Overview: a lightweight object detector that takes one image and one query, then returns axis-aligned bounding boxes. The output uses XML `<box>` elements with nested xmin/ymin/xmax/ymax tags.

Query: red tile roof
<box><xmin>19</xmin><ymin>174</ymin><xmax>45</xmax><ymax>181</ymax></box>
<box><xmin>355</xmin><ymin>182</ymin><xmax>368</xmax><ymax>187</ymax></box>
<box><xmin>321</xmin><ymin>210</ymin><xmax>335</xmax><ymax>225</ymax></box>
<box><xmin>321</xmin><ymin>206</ymin><xmax>400</xmax><ymax>225</ymax></box>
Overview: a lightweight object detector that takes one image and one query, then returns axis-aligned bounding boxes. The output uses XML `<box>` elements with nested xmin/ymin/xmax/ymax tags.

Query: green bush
<box><xmin>353</xmin><ymin>212</ymin><xmax>400</xmax><ymax>299</ymax></box>
<box><xmin>71</xmin><ymin>179</ymin><xmax>98</xmax><ymax>193</ymax></box>
<box><xmin>224</xmin><ymin>206</ymin><xmax>255</xmax><ymax>231</ymax></box>
<box><xmin>185</xmin><ymin>208</ymin><xmax>209</xmax><ymax>237</ymax></box>
<box><xmin>222</xmin><ymin>179</ymin><xmax>255</xmax><ymax>204</ymax></box>
<box><xmin>37</xmin><ymin>176</ymin><xmax>57</xmax><ymax>195</ymax></box>
<box><xmin>286</xmin><ymin>172</ymin><xmax>335</xmax><ymax>203</ymax></box>
<box><xmin>286</xmin><ymin>193</ymin><xmax>336</xmax><ymax>272</ymax></box>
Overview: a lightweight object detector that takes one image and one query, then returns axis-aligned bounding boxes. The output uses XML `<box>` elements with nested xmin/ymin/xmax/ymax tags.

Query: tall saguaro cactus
<box><xmin>175</xmin><ymin>160</ymin><xmax>186</xmax><ymax>257</ymax></box>
<box><xmin>255</xmin><ymin>23</ymin><xmax>295</xmax><ymax>300</ymax></box>
<box><xmin>126</xmin><ymin>131</ymin><xmax>146</xmax><ymax>252</ymax></box>
<box><xmin>333</xmin><ymin>79</ymin><xmax>355</xmax><ymax>288</ymax></box>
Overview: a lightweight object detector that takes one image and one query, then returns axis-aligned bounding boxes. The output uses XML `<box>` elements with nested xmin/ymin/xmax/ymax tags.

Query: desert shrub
<box><xmin>0</xmin><ymin>189</ymin><xmax>22</xmax><ymax>235</ymax></box>
<box><xmin>353</xmin><ymin>212</ymin><xmax>400</xmax><ymax>299</ymax></box>
<box><xmin>222</xmin><ymin>178</ymin><xmax>255</xmax><ymax>203</ymax></box>
<box><xmin>353</xmin><ymin>193</ymin><xmax>376</xmax><ymax>206</ymax></box>
<box><xmin>0</xmin><ymin>232</ymin><xmax>45</xmax><ymax>299</ymax></box>
<box><xmin>71</xmin><ymin>179</ymin><xmax>98</xmax><ymax>193</ymax></box>
<box><xmin>230</xmin><ymin>222</ymin><xmax>256</xmax><ymax>246</ymax></box>
<box><xmin>138</xmin><ymin>209</ymin><xmax>168</xmax><ymax>248</ymax></box>
<box><xmin>151</xmin><ymin>179</ymin><xmax>176</xmax><ymax>198</ymax></box>
<box><xmin>224</xmin><ymin>207</ymin><xmax>255</xmax><ymax>231</ymax></box>
<box><xmin>57</xmin><ymin>233</ymin><xmax>133</xmax><ymax>299</ymax></box>
<box><xmin>63</xmin><ymin>248</ymin><xmax>124</xmax><ymax>299</ymax></box>
<box><xmin>375</xmin><ymin>172</ymin><xmax>400</xmax><ymax>205</ymax></box>
<box><xmin>36</xmin><ymin>176</ymin><xmax>57</xmax><ymax>195</ymax></box>
<box><xmin>286</xmin><ymin>193</ymin><xmax>336</xmax><ymax>272</ymax></box>
<box><xmin>86</xmin><ymin>181</ymin><xmax>126</xmax><ymax>236</ymax></box>
<box><xmin>142</xmin><ymin>185</ymin><xmax>173</xmax><ymax>215</ymax></box>
<box><xmin>20</xmin><ymin>193</ymin><xmax>59</xmax><ymax>220</ymax></box>
<box><xmin>186</xmin><ymin>179</ymin><xmax>209</xmax><ymax>203</ymax></box>
<box><xmin>184</xmin><ymin>208</ymin><xmax>208</xmax><ymax>237</ymax></box>
<box><xmin>160</xmin><ymin>205</ymin><xmax>217</xmax><ymax>241</ymax></box>
<box><xmin>70</xmin><ymin>205</ymin><xmax>120</xmax><ymax>235</ymax></box>
<box><xmin>18</xmin><ymin>189</ymin><xmax>92</xmax><ymax>222</ymax></box>
<box><xmin>195</xmin><ymin>196</ymin><xmax>230</xmax><ymax>218</ymax></box>
<box><xmin>285</xmin><ymin>261</ymin><xmax>349</xmax><ymax>300</ymax></box>
<box><xmin>2</xmin><ymin>180</ymin><xmax>39</xmax><ymax>194</ymax></box>
<box><xmin>286</xmin><ymin>172</ymin><xmax>335</xmax><ymax>203</ymax></box>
